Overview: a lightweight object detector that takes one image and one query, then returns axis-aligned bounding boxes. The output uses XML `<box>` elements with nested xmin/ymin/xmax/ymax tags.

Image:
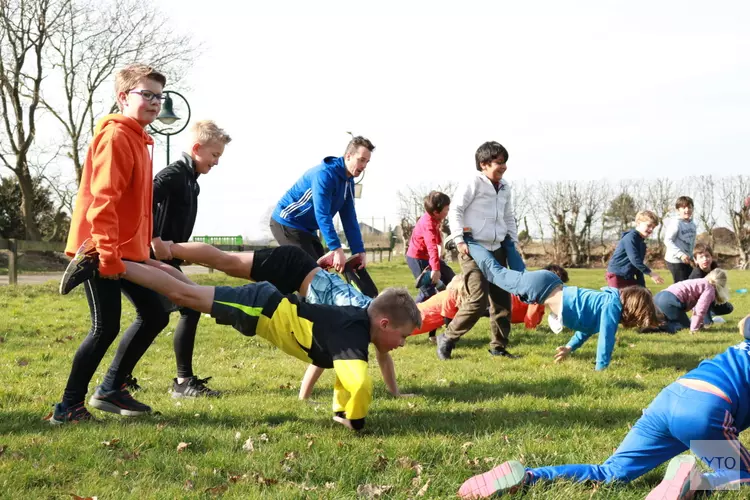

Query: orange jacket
<box><xmin>510</xmin><ymin>294</ymin><xmax>546</xmax><ymax>329</ymax></box>
<box><xmin>66</xmin><ymin>114</ymin><xmax>155</xmax><ymax>276</ymax></box>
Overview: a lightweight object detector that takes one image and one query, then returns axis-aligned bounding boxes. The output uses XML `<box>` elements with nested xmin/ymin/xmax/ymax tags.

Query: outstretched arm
<box><xmin>376</xmin><ymin>349</ymin><xmax>414</xmax><ymax>398</ymax></box>
<box><xmin>169</xmin><ymin>242</ymin><xmax>255</xmax><ymax>280</ymax></box>
<box><xmin>122</xmin><ymin>260</ymin><xmax>214</xmax><ymax>313</ymax></box>
<box><xmin>299</xmin><ymin>364</ymin><xmax>325</xmax><ymax>400</ymax></box>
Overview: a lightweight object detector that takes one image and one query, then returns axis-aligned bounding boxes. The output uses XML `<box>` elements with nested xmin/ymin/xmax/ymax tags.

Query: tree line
<box><xmin>398</xmin><ymin>175</ymin><xmax>750</xmax><ymax>269</ymax></box>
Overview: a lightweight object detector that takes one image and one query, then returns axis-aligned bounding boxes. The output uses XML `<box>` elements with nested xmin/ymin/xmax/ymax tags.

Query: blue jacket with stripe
<box><xmin>272</xmin><ymin>156</ymin><xmax>364</xmax><ymax>254</ymax></box>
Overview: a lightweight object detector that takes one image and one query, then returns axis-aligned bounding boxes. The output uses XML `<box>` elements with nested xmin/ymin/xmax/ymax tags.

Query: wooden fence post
<box><xmin>8</xmin><ymin>239</ymin><xmax>17</xmax><ymax>285</ymax></box>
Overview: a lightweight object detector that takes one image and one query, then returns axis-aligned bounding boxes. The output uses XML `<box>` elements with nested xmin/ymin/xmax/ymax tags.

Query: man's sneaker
<box><xmin>317</xmin><ymin>251</ymin><xmax>335</xmax><ymax>270</ymax></box>
<box><xmin>60</xmin><ymin>239</ymin><xmax>99</xmax><ymax>295</ymax></box>
<box><xmin>123</xmin><ymin>374</ymin><xmax>142</xmax><ymax>392</ymax></box>
<box><xmin>415</xmin><ymin>267</ymin><xmax>433</xmax><ymax>289</ymax></box>
<box><xmin>458</xmin><ymin>460</ymin><xmax>528</xmax><ymax>498</ymax></box>
<box><xmin>88</xmin><ymin>385</ymin><xmax>152</xmax><ymax>416</ymax></box>
<box><xmin>645</xmin><ymin>455</ymin><xmax>702</xmax><ymax>500</ymax></box>
<box><xmin>489</xmin><ymin>348</ymin><xmax>520</xmax><ymax>359</ymax></box>
<box><xmin>45</xmin><ymin>402</ymin><xmax>96</xmax><ymax>425</ymax></box>
<box><xmin>172</xmin><ymin>376</ymin><xmax>222</xmax><ymax>398</ymax></box>
<box><xmin>437</xmin><ymin>334</ymin><xmax>456</xmax><ymax>360</ymax></box>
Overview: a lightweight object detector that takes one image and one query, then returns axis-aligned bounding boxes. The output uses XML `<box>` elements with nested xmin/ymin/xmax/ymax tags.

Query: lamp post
<box><xmin>353</xmin><ymin>170</ymin><xmax>365</xmax><ymax>198</ymax></box>
<box><xmin>148</xmin><ymin>90</ymin><xmax>191</xmax><ymax>165</ymax></box>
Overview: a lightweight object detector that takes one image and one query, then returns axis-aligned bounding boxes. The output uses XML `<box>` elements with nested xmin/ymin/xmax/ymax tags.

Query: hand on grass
<box><xmin>554</xmin><ymin>345</ymin><xmax>572</xmax><ymax>363</ymax></box>
<box><xmin>650</xmin><ymin>273</ymin><xmax>664</xmax><ymax>285</ymax></box>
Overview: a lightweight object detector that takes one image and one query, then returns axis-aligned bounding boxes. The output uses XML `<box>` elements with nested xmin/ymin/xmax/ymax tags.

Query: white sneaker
<box><xmin>548</xmin><ymin>313</ymin><xmax>563</xmax><ymax>334</ymax></box>
<box><xmin>711</xmin><ymin>317</ymin><xmax>726</xmax><ymax>324</ymax></box>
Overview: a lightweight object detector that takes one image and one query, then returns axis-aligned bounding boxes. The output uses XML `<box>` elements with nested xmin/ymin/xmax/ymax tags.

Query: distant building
<box><xmin>358</xmin><ymin>222</ymin><xmax>383</xmax><ymax>236</ymax></box>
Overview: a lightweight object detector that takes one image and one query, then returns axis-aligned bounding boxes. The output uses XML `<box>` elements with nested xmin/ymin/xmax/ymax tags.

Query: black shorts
<box><xmin>250</xmin><ymin>246</ymin><xmax>318</xmax><ymax>295</ymax></box>
<box><xmin>269</xmin><ymin>218</ymin><xmax>325</xmax><ymax>259</ymax></box>
<box><xmin>210</xmin><ymin>282</ymin><xmax>283</xmax><ymax>337</ymax></box>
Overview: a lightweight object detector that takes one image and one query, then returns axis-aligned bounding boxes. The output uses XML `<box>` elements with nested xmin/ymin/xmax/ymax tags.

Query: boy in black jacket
<box><xmin>148</xmin><ymin>120</ymin><xmax>232</xmax><ymax>397</ymax></box>
<box><xmin>690</xmin><ymin>242</ymin><xmax>733</xmax><ymax>324</ymax></box>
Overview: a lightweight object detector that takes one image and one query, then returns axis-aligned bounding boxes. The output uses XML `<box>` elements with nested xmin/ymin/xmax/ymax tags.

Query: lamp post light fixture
<box><xmin>353</xmin><ymin>170</ymin><xmax>365</xmax><ymax>199</ymax></box>
<box><xmin>148</xmin><ymin>90</ymin><xmax>191</xmax><ymax>165</ymax></box>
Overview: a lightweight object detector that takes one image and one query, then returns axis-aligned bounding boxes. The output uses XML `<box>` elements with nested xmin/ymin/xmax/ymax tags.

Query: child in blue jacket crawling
<box><xmin>459</xmin><ymin>314</ymin><xmax>750</xmax><ymax>499</ymax></box>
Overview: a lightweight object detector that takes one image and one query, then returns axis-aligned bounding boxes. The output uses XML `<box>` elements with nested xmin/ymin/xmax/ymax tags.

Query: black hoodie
<box><xmin>152</xmin><ymin>152</ymin><xmax>200</xmax><ymax>259</ymax></box>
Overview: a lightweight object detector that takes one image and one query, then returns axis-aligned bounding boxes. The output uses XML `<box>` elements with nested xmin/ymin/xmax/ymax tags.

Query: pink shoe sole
<box><xmin>645</xmin><ymin>455</ymin><xmax>699</xmax><ymax>500</ymax></box>
<box><xmin>458</xmin><ymin>460</ymin><xmax>526</xmax><ymax>499</ymax></box>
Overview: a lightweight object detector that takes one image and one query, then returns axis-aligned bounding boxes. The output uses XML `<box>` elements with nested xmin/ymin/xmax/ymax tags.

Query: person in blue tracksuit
<box><xmin>458</xmin><ymin>315</ymin><xmax>750</xmax><ymax>499</ymax></box>
<box><xmin>460</xmin><ymin>241</ymin><xmax>660</xmax><ymax>370</ymax></box>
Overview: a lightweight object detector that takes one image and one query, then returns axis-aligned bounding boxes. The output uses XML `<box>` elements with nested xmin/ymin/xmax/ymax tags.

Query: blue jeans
<box><xmin>501</xmin><ymin>234</ymin><xmax>526</xmax><ymax>273</ymax></box>
<box><xmin>654</xmin><ymin>291</ymin><xmax>690</xmax><ymax>333</ymax></box>
<box><xmin>527</xmin><ymin>383</ymin><xmax>750</xmax><ymax>490</ymax></box>
<box><xmin>465</xmin><ymin>237</ymin><xmax>561</xmax><ymax>304</ymax></box>
<box><xmin>406</xmin><ymin>255</ymin><xmax>456</xmax><ymax>303</ymax></box>
<box><xmin>306</xmin><ymin>270</ymin><xmax>372</xmax><ymax>308</ymax></box>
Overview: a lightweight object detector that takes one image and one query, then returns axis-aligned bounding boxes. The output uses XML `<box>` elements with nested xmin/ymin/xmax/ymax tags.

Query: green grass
<box><xmin>1</xmin><ymin>262</ymin><xmax>749</xmax><ymax>499</ymax></box>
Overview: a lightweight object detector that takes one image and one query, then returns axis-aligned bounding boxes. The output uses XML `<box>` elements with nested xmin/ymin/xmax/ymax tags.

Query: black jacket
<box><xmin>153</xmin><ymin>152</ymin><xmax>200</xmax><ymax>250</ymax></box>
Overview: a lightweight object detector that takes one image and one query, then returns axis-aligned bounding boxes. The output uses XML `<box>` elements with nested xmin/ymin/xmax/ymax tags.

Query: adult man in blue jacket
<box><xmin>270</xmin><ymin>136</ymin><xmax>373</xmax><ymax>274</ymax></box>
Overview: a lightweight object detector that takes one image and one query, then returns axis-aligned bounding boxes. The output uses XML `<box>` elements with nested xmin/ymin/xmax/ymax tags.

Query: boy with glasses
<box><xmin>51</xmin><ymin>64</ymin><xmax>169</xmax><ymax>424</ymax></box>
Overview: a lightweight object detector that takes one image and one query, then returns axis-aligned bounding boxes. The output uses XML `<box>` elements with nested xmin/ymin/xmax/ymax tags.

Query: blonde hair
<box><xmin>114</xmin><ymin>64</ymin><xmax>166</xmax><ymax>110</ymax></box>
<box><xmin>739</xmin><ymin>314</ymin><xmax>750</xmax><ymax>339</ymax></box>
<box><xmin>368</xmin><ymin>287</ymin><xmax>421</xmax><ymax>329</ymax></box>
<box><xmin>619</xmin><ymin>286</ymin><xmax>660</xmax><ymax>329</ymax></box>
<box><xmin>635</xmin><ymin>210</ymin><xmax>659</xmax><ymax>226</ymax></box>
<box><xmin>705</xmin><ymin>268</ymin><xmax>729</xmax><ymax>304</ymax></box>
<box><xmin>190</xmin><ymin>120</ymin><xmax>232</xmax><ymax>145</ymax></box>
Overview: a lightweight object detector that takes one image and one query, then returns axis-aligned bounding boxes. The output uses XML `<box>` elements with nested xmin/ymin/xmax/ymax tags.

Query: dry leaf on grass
<box><xmin>325</xmin><ymin>482</ymin><xmax>336</xmax><ymax>489</ymax></box>
<box><xmin>416</xmin><ymin>478</ymin><xmax>431</xmax><ymax>496</ymax></box>
<box><xmin>356</xmin><ymin>484</ymin><xmax>393</xmax><ymax>498</ymax></box>
<box><xmin>156</xmin><ymin>422</ymin><xmax>167</xmax><ymax>432</ymax></box>
<box><xmin>372</xmin><ymin>454</ymin><xmax>389</xmax><ymax>471</ymax></box>
<box><xmin>461</xmin><ymin>441</ymin><xmax>473</xmax><ymax>453</ymax></box>
<box><xmin>184</xmin><ymin>480</ymin><xmax>195</xmax><ymax>490</ymax></box>
<box><xmin>204</xmin><ymin>484</ymin><xmax>228</xmax><ymax>496</ymax></box>
<box><xmin>281</xmin><ymin>451</ymin><xmax>297</xmax><ymax>463</ymax></box>
<box><xmin>70</xmin><ymin>495</ymin><xmax>97</xmax><ymax>500</ymax></box>
<box><xmin>0</xmin><ymin>445</ymin><xmax>5</xmax><ymax>457</ymax></box>
<box><xmin>242</xmin><ymin>438</ymin><xmax>254</xmax><ymax>452</ymax></box>
<box><xmin>259</xmin><ymin>433</ymin><xmax>269</xmax><ymax>442</ymax></box>
<box><xmin>17</xmin><ymin>359</ymin><xmax>29</xmax><ymax>366</ymax></box>
<box><xmin>101</xmin><ymin>439</ymin><xmax>120</xmax><ymax>448</ymax></box>
<box><xmin>176</xmin><ymin>442</ymin><xmax>191</xmax><ymax>453</ymax></box>
<box><xmin>234</xmin><ymin>432</ymin><xmax>242</xmax><ymax>441</ymax></box>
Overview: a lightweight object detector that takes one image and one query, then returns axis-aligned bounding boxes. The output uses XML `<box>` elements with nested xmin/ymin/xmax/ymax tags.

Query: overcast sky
<box><xmin>154</xmin><ymin>0</ymin><xmax>750</xmax><ymax>239</ymax></box>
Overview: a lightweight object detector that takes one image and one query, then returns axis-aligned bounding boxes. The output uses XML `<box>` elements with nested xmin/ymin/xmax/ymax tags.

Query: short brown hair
<box><xmin>368</xmin><ymin>287</ymin><xmax>421</xmax><ymax>329</ymax></box>
<box><xmin>635</xmin><ymin>210</ymin><xmax>659</xmax><ymax>226</ymax></box>
<box><xmin>675</xmin><ymin>196</ymin><xmax>694</xmax><ymax>209</ymax></box>
<box><xmin>619</xmin><ymin>286</ymin><xmax>660</xmax><ymax>329</ymax></box>
<box><xmin>345</xmin><ymin>136</ymin><xmax>375</xmax><ymax>156</ymax></box>
<box><xmin>423</xmin><ymin>191</ymin><xmax>451</xmax><ymax>215</ymax></box>
<box><xmin>693</xmin><ymin>242</ymin><xmax>714</xmax><ymax>258</ymax></box>
<box><xmin>543</xmin><ymin>264</ymin><xmax>569</xmax><ymax>283</ymax></box>
<box><xmin>115</xmin><ymin>64</ymin><xmax>166</xmax><ymax>109</ymax></box>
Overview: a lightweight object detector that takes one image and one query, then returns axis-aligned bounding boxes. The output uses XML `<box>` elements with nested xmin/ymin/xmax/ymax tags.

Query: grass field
<box><xmin>1</xmin><ymin>261</ymin><xmax>749</xmax><ymax>499</ymax></box>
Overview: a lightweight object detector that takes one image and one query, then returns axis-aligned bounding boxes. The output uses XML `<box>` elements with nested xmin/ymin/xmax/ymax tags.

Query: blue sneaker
<box><xmin>45</xmin><ymin>401</ymin><xmax>96</xmax><ymax>425</ymax></box>
<box><xmin>88</xmin><ymin>385</ymin><xmax>152</xmax><ymax>416</ymax></box>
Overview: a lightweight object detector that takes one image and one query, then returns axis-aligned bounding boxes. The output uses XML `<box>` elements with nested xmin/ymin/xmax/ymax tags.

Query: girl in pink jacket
<box><xmin>653</xmin><ymin>269</ymin><xmax>729</xmax><ymax>333</ymax></box>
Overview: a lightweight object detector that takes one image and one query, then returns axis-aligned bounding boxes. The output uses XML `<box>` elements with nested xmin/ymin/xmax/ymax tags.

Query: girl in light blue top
<box><xmin>464</xmin><ymin>236</ymin><xmax>660</xmax><ymax>369</ymax></box>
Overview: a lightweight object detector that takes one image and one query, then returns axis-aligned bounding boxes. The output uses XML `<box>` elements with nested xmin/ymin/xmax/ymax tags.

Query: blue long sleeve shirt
<box><xmin>606</xmin><ymin>229</ymin><xmax>651</xmax><ymax>286</ymax></box>
<box><xmin>272</xmin><ymin>156</ymin><xmax>364</xmax><ymax>254</ymax></box>
<box><xmin>681</xmin><ymin>340</ymin><xmax>750</xmax><ymax>433</ymax></box>
<box><xmin>563</xmin><ymin>286</ymin><xmax>623</xmax><ymax>371</ymax></box>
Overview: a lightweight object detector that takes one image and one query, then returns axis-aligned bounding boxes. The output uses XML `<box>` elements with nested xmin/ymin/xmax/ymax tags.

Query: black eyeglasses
<box><xmin>129</xmin><ymin>90</ymin><xmax>167</xmax><ymax>102</ymax></box>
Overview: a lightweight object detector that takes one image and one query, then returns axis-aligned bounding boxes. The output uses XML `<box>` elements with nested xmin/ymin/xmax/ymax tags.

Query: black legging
<box><xmin>173</xmin><ymin>307</ymin><xmax>201</xmax><ymax>378</ymax></box>
<box><xmin>62</xmin><ymin>275</ymin><xmax>170</xmax><ymax>405</ymax></box>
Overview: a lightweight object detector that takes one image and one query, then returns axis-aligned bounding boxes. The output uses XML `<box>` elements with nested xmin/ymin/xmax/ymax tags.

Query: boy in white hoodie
<box><xmin>436</xmin><ymin>141</ymin><xmax>519</xmax><ymax>360</ymax></box>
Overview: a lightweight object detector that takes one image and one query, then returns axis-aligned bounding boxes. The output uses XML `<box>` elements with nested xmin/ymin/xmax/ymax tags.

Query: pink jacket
<box><xmin>407</xmin><ymin>213</ymin><xmax>443</xmax><ymax>270</ymax></box>
<box><xmin>666</xmin><ymin>278</ymin><xmax>716</xmax><ymax>331</ymax></box>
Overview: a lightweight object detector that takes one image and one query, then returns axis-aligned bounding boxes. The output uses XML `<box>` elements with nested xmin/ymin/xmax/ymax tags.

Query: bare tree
<box><xmin>691</xmin><ymin>175</ymin><xmax>718</xmax><ymax>244</ymax></box>
<box><xmin>396</xmin><ymin>182</ymin><xmax>458</xmax><ymax>245</ymax></box>
<box><xmin>537</xmin><ymin>180</ymin><xmax>608</xmax><ymax>266</ymax></box>
<box><xmin>644</xmin><ymin>177</ymin><xmax>681</xmax><ymax>251</ymax></box>
<box><xmin>719</xmin><ymin>175</ymin><xmax>750</xmax><ymax>269</ymax></box>
<box><xmin>0</xmin><ymin>0</ymin><xmax>68</xmax><ymax>240</ymax></box>
<box><xmin>42</xmin><ymin>0</ymin><xmax>198</xmax><ymax>185</ymax></box>
<box><xmin>510</xmin><ymin>179</ymin><xmax>535</xmax><ymax>258</ymax></box>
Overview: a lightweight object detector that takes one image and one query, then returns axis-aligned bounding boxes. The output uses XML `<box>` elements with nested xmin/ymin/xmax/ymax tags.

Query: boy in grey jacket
<box><xmin>663</xmin><ymin>196</ymin><xmax>697</xmax><ymax>283</ymax></box>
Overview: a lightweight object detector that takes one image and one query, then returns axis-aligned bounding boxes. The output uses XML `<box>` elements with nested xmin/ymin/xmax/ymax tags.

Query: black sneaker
<box><xmin>437</xmin><ymin>334</ymin><xmax>456</xmax><ymax>360</ymax></box>
<box><xmin>171</xmin><ymin>376</ymin><xmax>222</xmax><ymax>398</ymax></box>
<box><xmin>88</xmin><ymin>385</ymin><xmax>152</xmax><ymax>416</ymax></box>
<box><xmin>123</xmin><ymin>374</ymin><xmax>142</xmax><ymax>392</ymax></box>
<box><xmin>45</xmin><ymin>402</ymin><xmax>96</xmax><ymax>425</ymax></box>
<box><xmin>60</xmin><ymin>239</ymin><xmax>99</xmax><ymax>295</ymax></box>
<box><xmin>489</xmin><ymin>348</ymin><xmax>519</xmax><ymax>359</ymax></box>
